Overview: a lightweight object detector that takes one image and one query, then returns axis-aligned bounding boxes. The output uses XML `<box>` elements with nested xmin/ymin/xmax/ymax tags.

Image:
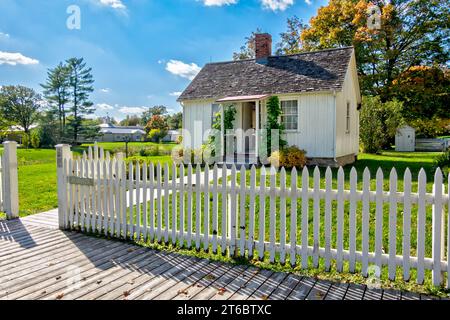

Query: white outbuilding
<box><xmin>395</xmin><ymin>125</ymin><xmax>415</xmax><ymax>152</ymax></box>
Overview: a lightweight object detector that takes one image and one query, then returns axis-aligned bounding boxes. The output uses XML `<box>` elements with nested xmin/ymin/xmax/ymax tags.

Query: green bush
<box><xmin>360</xmin><ymin>96</ymin><xmax>404</xmax><ymax>153</ymax></box>
<box><xmin>269</xmin><ymin>146</ymin><xmax>307</xmax><ymax>169</ymax></box>
<box><xmin>435</xmin><ymin>149</ymin><xmax>450</xmax><ymax>176</ymax></box>
<box><xmin>30</xmin><ymin>130</ymin><xmax>40</xmax><ymax>149</ymax></box>
<box><xmin>21</xmin><ymin>133</ymin><xmax>30</xmax><ymax>148</ymax></box>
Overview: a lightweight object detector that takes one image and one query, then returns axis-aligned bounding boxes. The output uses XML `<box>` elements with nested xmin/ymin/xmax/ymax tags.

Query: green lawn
<box><xmin>79</xmin><ymin>141</ymin><xmax>177</xmax><ymax>154</ymax></box>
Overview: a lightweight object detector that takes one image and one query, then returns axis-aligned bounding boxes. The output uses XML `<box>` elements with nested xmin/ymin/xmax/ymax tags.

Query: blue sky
<box><xmin>0</xmin><ymin>0</ymin><xmax>327</xmax><ymax>120</ymax></box>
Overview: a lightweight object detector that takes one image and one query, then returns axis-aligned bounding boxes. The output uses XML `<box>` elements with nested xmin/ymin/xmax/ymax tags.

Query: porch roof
<box><xmin>215</xmin><ymin>94</ymin><xmax>269</xmax><ymax>103</ymax></box>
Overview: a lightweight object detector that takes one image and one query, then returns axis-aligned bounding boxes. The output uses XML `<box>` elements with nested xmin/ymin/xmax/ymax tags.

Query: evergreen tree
<box><xmin>66</xmin><ymin>57</ymin><xmax>95</xmax><ymax>143</ymax></box>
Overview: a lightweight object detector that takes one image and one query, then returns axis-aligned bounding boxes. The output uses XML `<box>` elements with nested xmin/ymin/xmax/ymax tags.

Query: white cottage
<box><xmin>178</xmin><ymin>33</ymin><xmax>361</xmax><ymax>166</ymax></box>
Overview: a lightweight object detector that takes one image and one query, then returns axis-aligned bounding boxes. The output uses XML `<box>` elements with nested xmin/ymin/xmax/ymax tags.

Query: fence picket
<box><xmin>403</xmin><ymin>168</ymin><xmax>412</xmax><ymax>281</ymax></box>
<box><xmin>74</xmin><ymin>160</ymin><xmax>80</xmax><ymax>229</ymax></box>
<box><xmin>196</xmin><ymin>164</ymin><xmax>202</xmax><ymax>250</ymax></box>
<box><xmin>120</xmin><ymin>161</ymin><xmax>126</xmax><ymax>238</ymax></box>
<box><xmin>336</xmin><ymin>167</ymin><xmax>344</xmax><ymax>272</ymax></box>
<box><xmin>375</xmin><ymin>168</ymin><xmax>384</xmax><ymax>269</ymax></box>
<box><xmin>96</xmin><ymin>160</ymin><xmax>102</xmax><ymax>233</ymax></box>
<box><xmin>68</xmin><ymin>159</ymin><xmax>74</xmax><ymax>230</ymax></box>
<box><xmin>388</xmin><ymin>168</ymin><xmax>398</xmax><ymax>280</ymax></box>
<box><xmin>324</xmin><ymin>167</ymin><xmax>332</xmax><ymax>271</ymax></box>
<box><xmin>85</xmin><ymin>159</ymin><xmax>92</xmax><ymax>232</ymax></box>
<box><xmin>362</xmin><ymin>168</ymin><xmax>370</xmax><ymax>276</ymax></box>
<box><xmin>301</xmin><ymin>166</ymin><xmax>309</xmax><ymax>269</ymax></box>
<box><xmin>313</xmin><ymin>166</ymin><xmax>320</xmax><ymax>268</ymax></box>
<box><xmin>258</xmin><ymin>166</ymin><xmax>266</xmax><ymax>260</ymax></box>
<box><xmin>135</xmin><ymin>162</ymin><xmax>141</xmax><ymax>239</ymax></box>
<box><xmin>187</xmin><ymin>164</ymin><xmax>193</xmax><ymax>249</ymax></box>
<box><xmin>212</xmin><ymin>165</ymin><xmax>218</xmax><ymax>254</ymax></box>
<box><xmin>349</xmin><ymin>167</ymin><xmax>357</xmax><ymax>273</ymax></box>
<box><xmin>79</xmin><ymin>159</ymin><xmax>85</xmax><ymax>232</ymax></box>
<box><xmin>269</xmin><ymin>166</ymin><xmax>277</xmax><ymax>263</ymax></box>
<box><xmin>448</xmin><ymin>174</ymin><xmax>450</xmax><ymax>289</ymax></box>
<box><xmin>126</xmin><ymin>161</ymin><xmax>135</xmax><ymax>240</ymax></box>
<box><xmin>109</xmin><ymin>159</ymin><xmax>116</xmax><ymax>236</ymax></box>
<box><xmin>149</xmin><ymin>163</ymin><xmax>155</xmax><ymax>242</ymax></box>
<box><xmin>179</xmin><ymin>164</ymin><xmax>185</xmax><ymax>246</ymax></box>
<box><xmin>142</xmin><ymin>162</ymin><xmax>148</xmax><ymax>241</ymax></box>
<box><xmin>432</xmin><ymin>168</ymin><xmax>443</xmax><ymax>286</ymax></box>
<box><xmin>417</xmin><ymin>169</ymin><xmax>426</xmax><ymax>284</ymax></box>
<box><xmin>248</xmin><ymin>165</ymin><xmax>256</xmax><ymax>259</ymax></box>
<box><xmin>221</xmin><ymin>165</ymin><xmax>227</xmax><ymax>255</ymax></box>
<box><xmin>279</xmin><ymin>167</ymin><xmax>287</xmax><ymax>264</ymax></box>
<box><xmin>172</xmin><ymin>163</ymin><xmax>177</xmax><ymax>245</ymax></box>
<box><xmin>239</xmin><ymin>165</ymin><xmax>246</xmax><ymax>257</ymax></box>
<box><xmin>230</xmin><ymin>165</ymin><xmax>237</xmax><ymax>257</ymax></box>
<box><xmin>164</xmin><ymin>163</ymin><xmax>170</xmax><ymax>244</ymax></box>
<box><xmin>156</xmin><ymin>163</ymin><xmax>163</xmax><ymax>243</ymax></box>
<box><xmin>290</xmin><ymin>167</ymin><xmax>298</xmax><ymax>267</ymax></box>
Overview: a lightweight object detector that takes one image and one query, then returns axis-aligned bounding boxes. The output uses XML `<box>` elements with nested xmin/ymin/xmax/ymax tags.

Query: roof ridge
<box><xmin>204</xmin><ymin>46</ymin><xmax>354</xmax><ymax>66</ymax></box>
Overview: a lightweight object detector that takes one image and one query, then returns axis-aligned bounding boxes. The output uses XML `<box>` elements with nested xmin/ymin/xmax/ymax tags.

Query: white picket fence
<box><xmin>56</xmin><ymin>144</ymin><xmax>450</xmax><ymax>287</ymax></box>
<box><xmin>0</xmin><ymin>141</ymin><xmax>19</xmax><ymax>219</ymax></box>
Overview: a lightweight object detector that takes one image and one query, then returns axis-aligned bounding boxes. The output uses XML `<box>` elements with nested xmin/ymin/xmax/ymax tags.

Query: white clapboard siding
<box><xmin>58</xmin><ymin>149</ymin><xmax>450</xmax><ymax>287</ymax></box>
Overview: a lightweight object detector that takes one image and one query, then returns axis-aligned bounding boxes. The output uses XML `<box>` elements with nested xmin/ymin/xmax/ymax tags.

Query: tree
<box><xmin>141</xmin><ymin>106</ymin><xmax>168</xmax><ymax>125</ymax></box>
<box><xmin>359</xmin><ymin>96</ymin><xmax>404</xmax><ymax>153</ymax></box>
<box><xmin>41</xmin><ymin>62</ymin><xmax>71</xmax><ymax>138</ymax></box>
<box><xmin>232</xmin><ymin>28</ymin><xmax>263</xmax><ymax>61</ymax></box>
<box><xmin>276</xmin><ymin>16</ymin><xmax>307</xmax><ymax>55</ymax></box>
<box><xmin>66</xmin><ymin>57</ymin><xmax>95</xmax><ymax>143</ymax></box>
<box><xmin>145</xmin><ymin>115</ymin><xmax>168</xmax><ymax>142</ymax></box>
<box><xmin>120</xmin><ymin>115</ymin><xmax>141</xmax><ymax>126</ymax></box>
<box><xmin>391</xmin><ymin>65</ymin><xmax>450</xmax><ymax>121</ymax></box>
<box><xmin>0</xmin><ymin>85</ymin><xmax>42</xmax><ymax>135</ymax></box>
<box><xmin>263</xmin><ymin>96</ymin><xmax>287</xmax><ymax>157</ymax></box>
<box><xmin>299</xmin><ymin>0</ymin><xmax>449</xmax><ymax>99</ymax></box>
<box><xmin>166</xmin><ymin>112</ymin><xmax>182</xmax><ymax>129</ymax></box>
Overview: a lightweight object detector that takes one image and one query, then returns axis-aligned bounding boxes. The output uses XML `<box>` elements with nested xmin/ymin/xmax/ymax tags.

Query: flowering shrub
<box><xmin>269</xmin><ymin>146</ymin><xmax>307</xmax><ymax>169</ymax></box>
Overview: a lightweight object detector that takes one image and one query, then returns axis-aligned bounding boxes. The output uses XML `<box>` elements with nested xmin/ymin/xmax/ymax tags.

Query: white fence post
<box><xmin>56</xmin><ymin>144</ymin><xmax>72</xmax><ymax>229</ymax></box>
<box><xmin>2</xmin><ymin>141</ymin><xmax>19</xmax><ymax>219</ymax></box>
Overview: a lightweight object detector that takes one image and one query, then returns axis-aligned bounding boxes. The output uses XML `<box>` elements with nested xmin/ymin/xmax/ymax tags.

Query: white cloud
<box><xmin>261</xmin><ymin>0</ymin><xmax>294</xmax><ymax>11</ymax></box>
<box><xmin>169</xmin><ymin>91</ymin><xmax>182</xmax><ymax>97</ymax></box>
<box><xmin>166</xmin><ymin>60</ymin><xmax>201</xmax><ymax>80</ymax></box>
<box><xmin>96</xmin><ymin>0</ymin><xmax>126</xmax><ymax>10</ymax></box>
<box><xmin>202</xmin><ymin>0</ymin><xmax>238</xmax><ymax>6</ymax></box>
<box><xmin>0</xmin><ymin>32</ymin><xmax>10</xmax><ymax>39</ymax></box>
<box><xmin>99</xmin><ymin>88</ymin><xmax>111</xmax><ymax>93</ymax></box>
<box><xmin>305</xmin><ymin>0</ymin><xmax>312</xmax><ymax>5</ymax></box>
<box><xmin>0</xmin><ymin>51</ymin><xmax>39</xmax><ymax>66</ymax></box>
<box><xmin>96</xmin><ymin>103</ymin><xmax>114</xmax><ymax>110</ymax></box>
<box><xmin>119</xmin><ymin>106</ymin><xmax>147</xmax><ymax>114</ymax></box>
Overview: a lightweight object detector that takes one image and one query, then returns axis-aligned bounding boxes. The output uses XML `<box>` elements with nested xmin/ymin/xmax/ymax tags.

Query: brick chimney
<box><xmin>255</xmin><ymin>33</ymin><xmax>272</xmax><ymax>64</ymax></box>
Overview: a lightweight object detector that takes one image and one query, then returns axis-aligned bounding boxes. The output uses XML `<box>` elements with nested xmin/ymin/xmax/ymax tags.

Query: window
<box><xmin>211</xmin><ymin>103</ymin><xmax>220</xmax><ymax>124</ymax></box>
<box><xmin>281</xmin><ymin>100</ymin><xmax>298</xmax><ymax>130</ymax></box>
<box><xmin>346</xmin><ymin>102</ymin><xmax>350</xmax><ymax>133</ymax></box>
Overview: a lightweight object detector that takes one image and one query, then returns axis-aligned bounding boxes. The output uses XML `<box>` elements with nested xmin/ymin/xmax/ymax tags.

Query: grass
<box><xmin>80</xmin><ymin>141</ymin><xmax>177</xmax><ymax>153</ymax></box>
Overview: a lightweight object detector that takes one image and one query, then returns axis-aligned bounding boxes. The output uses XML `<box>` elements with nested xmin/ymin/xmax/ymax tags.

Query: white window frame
<box><xmin>346</xmin><ymin>101</ymin><xmax>351</xmax><ymax>134</ymax></box>
<box><xmin>280</xmin><ymin>99</ymin><xmax>299</xmax><ymax>132</ymax></box>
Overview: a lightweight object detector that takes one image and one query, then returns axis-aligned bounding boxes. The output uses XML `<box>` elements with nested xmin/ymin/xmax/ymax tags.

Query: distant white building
<box><xmin>98</xmin><ymin>123</ymin><xmax>146</xmax><ymax>142</ymax></box>
<box><xmin>395</xmin><ymin>125</ymin><xmax>416</xmax><ymax>152</ymax></box>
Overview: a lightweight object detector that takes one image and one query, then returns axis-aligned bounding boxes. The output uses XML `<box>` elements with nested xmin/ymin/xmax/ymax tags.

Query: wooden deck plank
<box><xmin>268</xmin><ymin>274</ymin><xmax>302</xmax><ymax>300</ymax></box>
<box><xmin>286</xmin><ymin>277</ymin><xmax>316</xmax><ymax>300</ymax></box>
<box><xmin>382</xmin><ymin>289</ymin><xmax>402</xmax><ymax>300</ymax></box>
<box><xmin>228</xmin><ymin>269</ymin><xmax>273</xmax><ymax>300</ymax></box>
<box><xmin>324</xmin><ymin>282</ymin><xmax>349</xmax><ymax>300</ymax></box>
<box><xmin>247</xmin><ymin>271</ymin><xmax>288</xmax><ymax>300</ymax></box>
<box><xmin>162</xmin><ymin>261</ymin><xmax>231</xmax><ymax>300</ymax></box>
<box><xmin>208</xmin><ymin>266</ymin><xmax>256</xmax><ymax>300</ymax></box>
<box><xmin>363</xmin><ymin>287</ymin><xmax>383</xmax><ymax>300</ymax></box>
<box><xmin>305</xmin><ymin>279</ymin><xmax>332</xmax><ymax>300</ymax></box>
<box><xmin>344</xmin><ymin>283</ymin><xmax>366</xmax><ymax>300</ymax></box>
<box><xmin>194</xmin><ymin>266</ymin><xmax>248</xmax><ymax>300</ymax></box>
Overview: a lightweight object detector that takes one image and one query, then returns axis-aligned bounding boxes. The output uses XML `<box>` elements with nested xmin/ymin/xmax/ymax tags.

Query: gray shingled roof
<box><xmin>178</xmin><ymin>47</ymin><xmax>354</xmax><ymax>101</ymax></box>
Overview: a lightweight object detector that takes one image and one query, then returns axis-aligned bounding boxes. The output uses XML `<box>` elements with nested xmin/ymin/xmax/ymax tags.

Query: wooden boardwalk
<box><xmin>0</xmin><ymin>210</ymin><xmax>438</xmax><ymax>300</ymax></box>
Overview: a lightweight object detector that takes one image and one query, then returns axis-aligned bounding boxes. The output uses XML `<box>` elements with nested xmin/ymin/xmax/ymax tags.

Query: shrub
<box><xmin>176</xmin><ymin>135</ymin><xmax>183</xmax><ymax>144</ymax></box>
<box><xmin>360</xmin><ymin>96</ymin><xmax>404</xmax><ymax>153</ymax></box>
<box><xmin>139</xmin><ymin>148</ymin><xmax>148</xmax><ymax>157</ymax></box>
<box><xmin>21</xmin><ymin>133</ymin><xmax>30</xmax><ymax>148</ymax></box>
<box><xmin>30</xmin><ymin>130</ymin><xmax>40</xmax><ymax>149</ymax></box>
<box><xmin>435</xmin><ymin>149</ymin><xmax>450</xmax><ymax>176</ymax></box>
<box><xmin>148</xmin><ymin>128</ymin><xmax>168</xmax><ymax>143</ymax></box>
<box><xmin>269</xmin><ymin>146</ymin><xmax>307</xmax><ymax>169</ymax></box>
<box><xmin>411</xmin><ymin>117</ymin><xmax>450</xmax><ymax>138</ymax></box>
